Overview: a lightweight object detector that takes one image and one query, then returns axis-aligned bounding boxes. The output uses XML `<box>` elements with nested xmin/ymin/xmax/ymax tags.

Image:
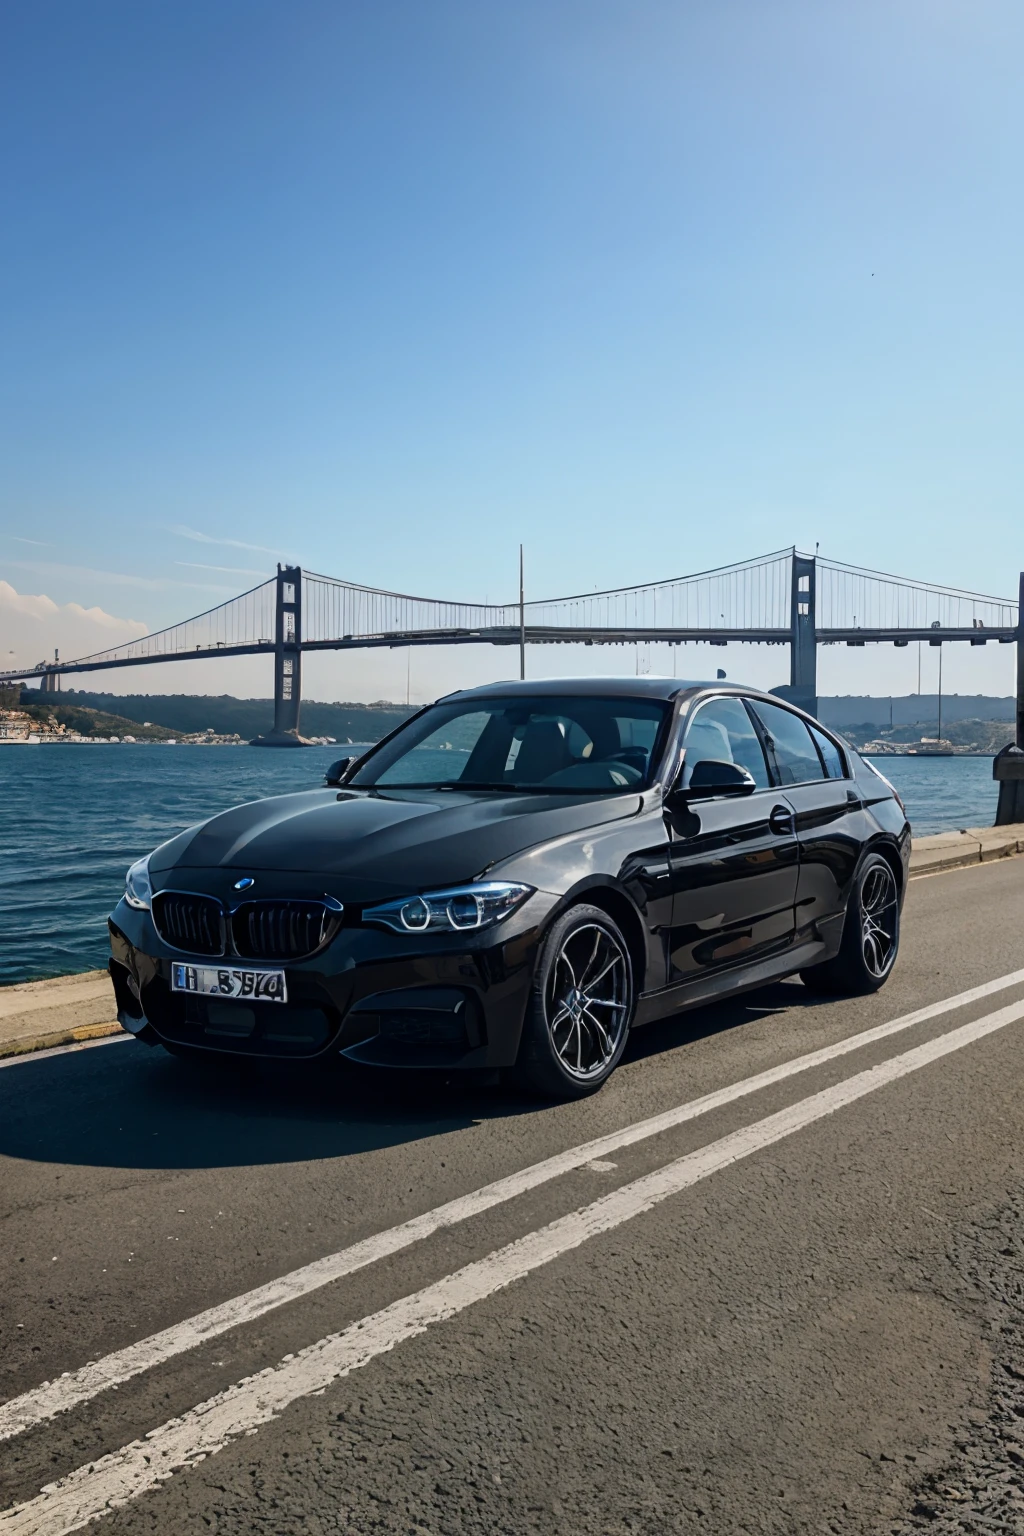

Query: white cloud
<box><xmin>175</xmin><ymin>561</ymin><xmax>269</xmax><ymax>578</ymax></box>
<box><xmin>0</xmin><ymin>580</ymin><xmax>148</xmax><ymax>674</ymax></box>
<box><xmin>171</xmin><ymin>524</ymin><xmax>293</xmax><ymax>559</ymax></box>
<box><xmin>0</xmin><ymin>583</ymin><xmax>59</xmax><ymax>622</ymax></box>
<box><xmin>4</xmin><ymin>559</ymin><xmax>232</xmax><ymax>594</ymax></box>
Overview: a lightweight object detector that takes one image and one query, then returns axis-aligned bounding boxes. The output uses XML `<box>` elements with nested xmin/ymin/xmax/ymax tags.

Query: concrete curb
<box><xmin>0</xmin><ymin>1021</ymin><xmax>125</xmax><ymax>1060</ymax></box>
<box><xmin>909</xmin><ymin>824</ymin><xmax>1024</xmax><ymax>877</ymax></box>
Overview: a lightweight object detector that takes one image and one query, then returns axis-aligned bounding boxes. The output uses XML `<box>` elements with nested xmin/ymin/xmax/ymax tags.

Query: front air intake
<box><xmin>230</xmin><ymin>901</ymin><xmax>340</xmax><ymax>961</ymax></box>
<box><xmin>152</xmin><ymin>892</ymin><xmax>225</xmax><ymax>957</ymax></box>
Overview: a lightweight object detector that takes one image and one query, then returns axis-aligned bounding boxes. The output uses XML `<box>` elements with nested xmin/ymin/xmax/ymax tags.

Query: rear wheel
<box><xmin>516</xmin><ymin>904</ymin><xmax>635</xmax><ymax>1099</ymax></box>
<box><xmin>801</xmin><ymin>852</ymin><xmax>900</xmax><ymax>995</ymax></box>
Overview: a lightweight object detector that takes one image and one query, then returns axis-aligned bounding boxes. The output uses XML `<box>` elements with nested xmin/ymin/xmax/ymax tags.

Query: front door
<box><xmin>667</xmin><ymin>695</ymin><xmax>799</xmax><ymax>981</ymax></box>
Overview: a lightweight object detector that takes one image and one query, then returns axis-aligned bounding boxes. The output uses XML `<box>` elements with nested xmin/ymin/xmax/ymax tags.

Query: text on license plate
<box><xmin>171</xmin><ymin>963</ymin><xmax>287</xmax><ymax>1003</ymax></box>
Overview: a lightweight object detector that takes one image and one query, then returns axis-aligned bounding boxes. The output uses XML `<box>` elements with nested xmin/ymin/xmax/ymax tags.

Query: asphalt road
<box><xmin>3</xmin><ymin>858</ymin><xmax>1024</xmax><ymax>1535</ymax></box>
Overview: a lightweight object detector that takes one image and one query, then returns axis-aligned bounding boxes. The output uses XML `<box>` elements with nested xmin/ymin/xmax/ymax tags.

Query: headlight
<box><xmin>363</xmin><ymin>882</ymin><xmax>532</xmax><ymax>935</ymax></box>
<box><xmin>124</xmin><ymin>856</ymin><xmax>153</xmax><ymax>911</ymax></box>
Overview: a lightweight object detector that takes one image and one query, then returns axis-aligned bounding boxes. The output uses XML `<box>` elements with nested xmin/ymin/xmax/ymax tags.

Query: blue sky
<box><xmin>2</xmin><ymin>1</ymin><xmax>1022</xmax><ymax>699</ymax></box>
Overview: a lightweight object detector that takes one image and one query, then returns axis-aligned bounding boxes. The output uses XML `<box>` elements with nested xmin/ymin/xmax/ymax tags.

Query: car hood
<box><xmin>149</xmin><ymin>786</ymin><xmax>643</xmax><ymax>900</ymax></box>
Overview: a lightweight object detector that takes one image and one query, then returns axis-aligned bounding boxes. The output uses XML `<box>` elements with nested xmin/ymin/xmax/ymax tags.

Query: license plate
<box><xmin>171</xmin><ymin>963</ymin><xmax>287</xmax><ymax>1003</ymax></box>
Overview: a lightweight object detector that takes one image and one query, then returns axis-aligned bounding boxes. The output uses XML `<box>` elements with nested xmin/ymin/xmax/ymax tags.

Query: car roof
<box><xmin>434</xmin><ymin>678</ymin><xmax>836</xmax><ymax>731</ymax></box>
<box><xmin>439</xmin><ymin>676</ymin><xmax>749</xmax><ymax>704</ymax></box>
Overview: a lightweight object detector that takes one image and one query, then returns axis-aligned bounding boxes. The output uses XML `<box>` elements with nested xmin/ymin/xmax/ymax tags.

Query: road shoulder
<box><xmin>0</xmin><ymin>970</ymin><xmax>122</xmax><ymax>1058</ymax></box>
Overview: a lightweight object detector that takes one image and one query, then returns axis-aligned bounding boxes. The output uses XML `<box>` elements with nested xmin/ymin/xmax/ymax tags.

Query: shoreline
<box><xmin>2</xmin><ymin>740</ymin><xmax>1004</xmax><ymax>755</ymax></box>
<box><xmin>0</xmin><ymin>738</ymin><xmax>342</xmax><ymax>748</ymax></box>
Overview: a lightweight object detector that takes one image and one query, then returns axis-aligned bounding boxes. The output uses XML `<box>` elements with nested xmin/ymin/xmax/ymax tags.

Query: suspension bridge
<box><xmin>4</xmin><ymin>547</ymin><xmax>1022</xmax><ymax>751</ymax></box>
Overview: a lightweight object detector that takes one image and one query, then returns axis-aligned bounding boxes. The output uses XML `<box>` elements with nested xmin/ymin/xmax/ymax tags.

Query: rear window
<box><xmin>809</xmin><ymin>724</ymin><xmax>847</xmax><ymax>780</ymax></box>
<box><xmin>747</xmin><ymin>699</ymin><xmax>826</xmax><ymax>786</ymax></box>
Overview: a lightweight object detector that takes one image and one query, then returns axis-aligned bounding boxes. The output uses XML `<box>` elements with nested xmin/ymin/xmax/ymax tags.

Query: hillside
<box><xmin>818</xmin><ymin>694</ymin><xmax>1015</xmax><ymax>729</ymax></box>
<box><xmin>14</xmin><ymin>702</ymin><xmax>177</xmax><ymax>740</ymax></box>
<box><xmin>21</xmin><ymin>690</ymin><xmax>415</xmax><ymax>743</ymax></box>
<box><xmin>17</xmin><ymin>689</ymin><xmax>1014</xmax><ymax>755</ymax></box>
<box><xmin>841</xmin><ymin>718</ymin><xmax>1014</xmax><ymax>755</ymax></box>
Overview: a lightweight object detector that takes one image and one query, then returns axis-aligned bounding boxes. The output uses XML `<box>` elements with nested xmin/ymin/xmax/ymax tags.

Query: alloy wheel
<box><xmin>860</xmin><ymin>862</ymin><xmax>899</xmax><ymax>979</ymax></box>
<box><xmin>545</xmin><ymin>922</ymin><xmax>632</xmax><ymax>1081</ymax></box>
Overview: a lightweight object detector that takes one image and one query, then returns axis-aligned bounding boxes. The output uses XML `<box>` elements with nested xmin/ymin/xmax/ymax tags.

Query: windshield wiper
<box><xmin>364</xmin><ymin>781</ymin><xmax>638</xmax><ymax>795</ymax></box>
<box><xmin>411</xmin><ymin>782</ymin><xmax>538</xmax><ymax>793</ymax></box>
<box><xmin>366</xmin><ymin>782</ymin><xmax>562</xmax><ymax>794</ymax></box>
<box><xmin>446</xmin><ymin>782</ymin><xmax>538</xmax><ymax>792</ymax></box>
<box><xmin>362</xmin><ymin>782</ymin><xmax>517</xmax><ymax>793</ymax></box>
<box><xmin>434</xmin><ymin>782</ymin><xmax>630</xmax><ymax>796</ymax></box>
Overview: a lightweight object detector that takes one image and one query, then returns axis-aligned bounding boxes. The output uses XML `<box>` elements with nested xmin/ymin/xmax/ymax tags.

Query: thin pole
<box><xmin>519</xmin><ymin>544</ymin><xmax>525</xmax><ymax>680</ymax></box>
<box><xmin>937</xmin><ymin>647</ymin><xmax>942</xmax><ymax>744</ymax></box>
<box><xmin>1017</xmin><ymin>571</ymin><xmax>1024</xmax><ymax>748</ymax></box>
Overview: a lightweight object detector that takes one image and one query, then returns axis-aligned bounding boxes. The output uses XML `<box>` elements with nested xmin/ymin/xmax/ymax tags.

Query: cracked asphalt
<box><xmin>3</xmin><ymin>857</ymin><xmax>1024</xmax><ymax>1534</ymax></box>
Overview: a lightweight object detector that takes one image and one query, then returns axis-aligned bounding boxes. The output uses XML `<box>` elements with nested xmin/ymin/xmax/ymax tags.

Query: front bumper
<box><xmin>108</xmin><ymin>890</ymin><xmax>556</xmax><ymax>1070</ymax></box>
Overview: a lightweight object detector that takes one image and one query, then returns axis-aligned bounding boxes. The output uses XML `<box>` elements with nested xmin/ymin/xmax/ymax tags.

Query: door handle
<box><xmin>769</xmin><ymin>804</ymin><xmax>795</xmax><ymax>836</ymax></box>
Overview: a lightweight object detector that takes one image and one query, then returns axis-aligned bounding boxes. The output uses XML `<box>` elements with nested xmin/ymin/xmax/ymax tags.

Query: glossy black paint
<box><xmin>109</xmin><ymin>679</ymin><xmax>911</xmax><ymax>1072</ymax></box>
<box><xmin>665</xmin><ymin>789</ymin><xmax>799</xmax><ymax>980</ymax></box>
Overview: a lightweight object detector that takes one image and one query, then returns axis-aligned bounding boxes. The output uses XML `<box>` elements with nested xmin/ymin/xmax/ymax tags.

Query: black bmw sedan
<box><xmin>108</xmin><ymin>679</ymin><xmax>910</xmax><ymax>1099</ymax></box>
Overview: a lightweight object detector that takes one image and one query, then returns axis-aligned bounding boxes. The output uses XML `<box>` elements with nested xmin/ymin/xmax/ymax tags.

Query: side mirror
<box><xmin>325</xmin><ymin>756</ymin><xmax>354</xmax><ymax>787</ymax></box>
<box><xmin>668</xmin><ymin>758</ymin><xmax>756</xmax><ymax>805</ymax></box>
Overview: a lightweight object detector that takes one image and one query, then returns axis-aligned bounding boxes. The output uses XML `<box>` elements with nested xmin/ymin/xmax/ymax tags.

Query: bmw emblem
<box><xmin>233</xmin><ymin>876</ymin><xmax>255</xmax><ymax>891</ymax></box>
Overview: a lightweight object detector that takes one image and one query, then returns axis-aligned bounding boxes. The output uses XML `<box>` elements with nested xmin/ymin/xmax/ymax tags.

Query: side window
<box><xmin>748</xmin><ymin>700</ymin><xmax>826</xmax><ymax>786</ymax></box>
<box><xmin>682</xmin><ymin>696</ymin><xmax>770</xmax><ymax>790</ymax></box>
<box><xmin>809</xmin><ymin>724</ymin><xmax>846</xmax><ymax>780</ymax></box>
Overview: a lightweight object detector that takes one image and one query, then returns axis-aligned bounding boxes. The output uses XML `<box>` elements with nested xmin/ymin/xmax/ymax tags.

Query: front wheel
<box><xmin>516</xmin><ymin>904</ymin><xmax>635</xmax><ymax>1099</ymax></box>
<box><xmin>801</xmin><ymin>852</ymin><xmax>901</xmax><ymax>996</ymax></box>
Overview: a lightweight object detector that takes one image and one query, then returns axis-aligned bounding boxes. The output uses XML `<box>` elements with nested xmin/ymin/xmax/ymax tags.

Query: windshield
<box><xmin>349</xmin><ymin>695</ymin><xmax>671</xmax><ymax>793</ymax></box>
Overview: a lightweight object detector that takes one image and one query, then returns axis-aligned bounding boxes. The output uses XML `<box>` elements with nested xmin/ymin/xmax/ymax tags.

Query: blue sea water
<box><xmin>0</xmin><ymin>744</ymin><xmax>357</xmax><ymax>986</ymax></box>
<box><xmin>863</xmin><ymin>754</ymin><xmax>999</xmax><ymax>840</ymax></box>
<box><xmin>0</xmin><ymin>744</ymin><xmax>1001</xmax><ymax>986</ymax></box>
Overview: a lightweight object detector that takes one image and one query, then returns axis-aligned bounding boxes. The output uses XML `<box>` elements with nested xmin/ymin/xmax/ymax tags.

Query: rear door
<box><xmin>746</xmin><ymin>699</ymin><xmax>861</xmax><ymax>942</ymax></box>
<box><xmin>666</xmin><ymin>695</ymin><xmax>799</xmax><ymax>981</ymax></box>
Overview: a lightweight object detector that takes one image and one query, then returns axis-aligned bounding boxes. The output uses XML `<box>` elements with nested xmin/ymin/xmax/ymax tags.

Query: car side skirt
<box><xmin>633</xmin><ymin>936</ymin><xmax>829</xmax><ymax>1027</ymax></box>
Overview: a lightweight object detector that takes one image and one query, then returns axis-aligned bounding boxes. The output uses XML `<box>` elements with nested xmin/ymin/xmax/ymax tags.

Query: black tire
<box><xmin>516</xmin><ymin>904</ymin><xmax>635</xmax><ymax>1100</ymax></box>
<box><xmin>801</xmin><ymin>852</ymin><xmax>901</xmax><ymax>996</ymax></box>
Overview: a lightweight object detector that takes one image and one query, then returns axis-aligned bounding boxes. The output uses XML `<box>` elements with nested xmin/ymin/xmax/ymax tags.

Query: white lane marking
<box><xmin>0</xmin><ymin>1035</ymin><xmax>131</xmax><ymax>1070</ymax></box>
<box><xmin>4</xmin><ymin>963</ymin><xmax>1024</xmax><ymax>1443</ymax></box>
<box><xmin>5</xmin><ymin>996</ymin><xmax>1022</xmax><ymax>1536</ymax></box>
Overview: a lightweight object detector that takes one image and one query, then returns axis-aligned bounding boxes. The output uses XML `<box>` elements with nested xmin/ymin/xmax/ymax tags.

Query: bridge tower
<box><xmin>788</xmin><ymin>551</ymin><xmax>817</xmax><ymax>715</ymax></box>
<box><xmin>39</xmin><ymin>650</ymin><xmax>61</xmax><ymax>693</ymax></box>
<box><xmin>772</xmin><ymin>551</ymin><xmax>817</xmax><ymax>716</ymax></box>
<box><xmin>251</xmin><ymin>565</ymin><xmax>306</xmax><ymax>747</ymax></box>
